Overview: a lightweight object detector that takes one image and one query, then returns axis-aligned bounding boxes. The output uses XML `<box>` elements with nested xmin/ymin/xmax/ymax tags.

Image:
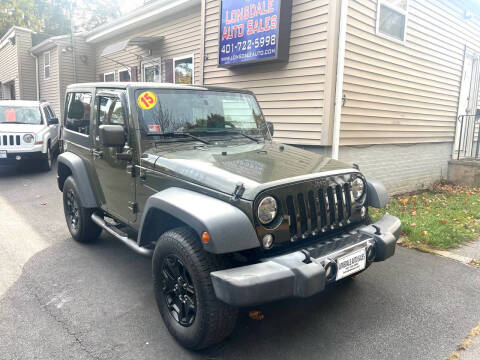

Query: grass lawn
<box><xmin>370</xmin><ymin>183</ymin><xmax>480</xmax><ymax>250</ymax></box>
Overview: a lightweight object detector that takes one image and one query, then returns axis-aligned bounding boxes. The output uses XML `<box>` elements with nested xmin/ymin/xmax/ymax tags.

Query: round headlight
<box><xmin>23</xmin><ymin>134</ymin><xmax>35</xmax><ymax>143</ymax></box>
<box><xmin>257</xmin><ymin>196</ymin><xmax>278</xmax><ymax>225</ymax></box>
<box><xmin>351</xmin><ymin>177</ymin><xmax>365</xmax><ymax>200</ymax></box>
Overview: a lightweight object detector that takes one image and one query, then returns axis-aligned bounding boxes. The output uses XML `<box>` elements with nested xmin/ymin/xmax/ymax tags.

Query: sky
<box><xmin>119</xmin><ymin>1</ymin><xmax>143</xmax><ymax>15</ymax></box>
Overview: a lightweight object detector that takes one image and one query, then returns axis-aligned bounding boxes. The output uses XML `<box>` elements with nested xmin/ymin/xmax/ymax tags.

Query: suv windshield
<box><xmin>0</xmin><ymin>106</ymin><xmax>42</xmax><ymax>125</ymax></box>
<box><xmin>136</xmin><ymin>89</ymin><xmax>265</xmax><ymax>137</ymax></box>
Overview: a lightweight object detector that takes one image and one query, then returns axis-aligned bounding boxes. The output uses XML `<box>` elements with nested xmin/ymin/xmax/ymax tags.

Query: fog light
<box><xmin>367</xmin><ymin>244</ymin><xmax>376</xmax><ymax>262</ymax></box>
<box><xmin>324</xmin><ymin>260</ymin><xmax>337</xmax><ymax>281</ymax></box>
<box><xmin>262</xmin><ymin>234</ymin><xmax>274</xmax><ymax>249</ymax></box>
<box><xmin>15</xmin><ymin>155</ymin><xmax>21</xmax><ymax>160</ymax></box>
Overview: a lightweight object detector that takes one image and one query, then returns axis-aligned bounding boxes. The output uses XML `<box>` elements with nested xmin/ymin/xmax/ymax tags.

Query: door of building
<box><xmin>453</xmin><ymin>47</ymin><xmax>480</xmax><ymax>159</ymax></box>
<box><xmin>1</xmin><ymin>81</ymin><xmax>15</xmax><ymax>100</ymax></box>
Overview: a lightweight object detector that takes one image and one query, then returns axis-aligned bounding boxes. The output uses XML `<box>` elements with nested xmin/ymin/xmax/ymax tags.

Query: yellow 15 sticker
<box><xmin>137</xmin><ymin>91</ymin><xmax>157</xmax><ymax>110</ymax></box>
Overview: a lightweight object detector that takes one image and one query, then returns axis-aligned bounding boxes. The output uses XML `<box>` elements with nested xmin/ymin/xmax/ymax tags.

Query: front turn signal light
<box><xmin>201</xmin><ymin>232</ymin><xmax>210</xmax><ymax>244</ymax></box>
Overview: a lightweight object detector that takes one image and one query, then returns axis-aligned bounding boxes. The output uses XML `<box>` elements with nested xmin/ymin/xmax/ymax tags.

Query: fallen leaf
<box><xmin>420</xmin><ymin>231</ymin><xmax>428</xmax><ymax>236</ymax></box>
<box><xmin>248</xmin><ymin>310</ymin><xmax>264</xmax><ymax>321</ymax></box>
<box><xmin>410</xmin><ymin>223</ymin><xmax>417</xmax><ymax>227</ymax></box>
<box><xmin>411</xmin><ymin>210</ymin><xmax>417</xmax><ymax>216</ymax></box>
<box><xmin>400</xmin><ymin>198</ymin><xmax>409</xmax><ymax>205</ymax></box>
<box><xmin>441</xmin><ymin>219</ymin><xmax>447</xmax><ymax>224</ymax></box>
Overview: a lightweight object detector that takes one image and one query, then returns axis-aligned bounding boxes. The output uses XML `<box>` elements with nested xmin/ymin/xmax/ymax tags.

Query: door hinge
<box><xmin>127</xmin><ymin>164</ymin><xmax>135</xmax><ymax>177</ymax></box>
<box><xmin>128</xmin><ymin>201</ymin><xmax>138</xmax><ymax>214</ymax></box>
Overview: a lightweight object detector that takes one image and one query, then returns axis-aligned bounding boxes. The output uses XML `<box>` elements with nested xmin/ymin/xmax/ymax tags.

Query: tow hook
<box><xmin>301</xmin><ymin>249</ymin><xmax>312</xmax><ymax>264</ymax></box>
<box><xmin>372</xmin><ymin>225</ymin><xmax>381</xmax><ymax>235</ymax></box>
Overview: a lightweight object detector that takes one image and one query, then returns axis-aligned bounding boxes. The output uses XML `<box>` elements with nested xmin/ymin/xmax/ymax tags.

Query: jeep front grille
<box><xmin>282</xmin><ymin>182</ymin><xmax>353</xmax><ymax>240</ymax></box>
<box><xmin>0</xmin><ymin>134</ymin><xmax>21</xmax><ymax>146</ymax></box>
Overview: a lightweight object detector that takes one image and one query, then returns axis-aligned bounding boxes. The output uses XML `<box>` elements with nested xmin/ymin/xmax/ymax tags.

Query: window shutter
<box><xmin>131</xmin><ymin>66</ymin><xmax>138</xmax><ymax>82</ymax></box>
<box><xmin>98</xmin><ymin>73</ymin><xmax>104</xmax><ymax>82</ymax></box>
<box><xmin>165</xmin><ymin>59</ymin><xmax>173</xmax><ymax>83</ymax></box>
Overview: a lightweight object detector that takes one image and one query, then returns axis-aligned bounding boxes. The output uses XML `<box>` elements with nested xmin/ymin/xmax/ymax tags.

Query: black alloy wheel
<box><xmin>62</xmin><ymin>176</ymin><xmax>101</xmax><ymax>243</ymax></box>
<box><xmin>161</xmin><ymin>255</ymin><xmax>197</xmax><ymax>327</ymax></box>
<box><xmin>152</xmin><ymin>227</ymin><xmax>238</xmax><ymax>349</ymax></box>
<box><xmin>65</xmin><ymin>189</ymin><xmax>80</xmax><ymax>231</ymax></box>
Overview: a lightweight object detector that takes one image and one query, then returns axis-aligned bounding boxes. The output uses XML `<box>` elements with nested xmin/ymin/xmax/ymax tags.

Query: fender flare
<box><xmin>57</xmin><ymin>152</ymin><xmax>98</xmax><ymax>208</ymax></box>
<box><xmin>137</xmin><ymin>187</ymin><xmax>260</xmax><ymax>254</ymax></box>
<box><xmin>44</xmin><ymin>134</ymin><xmax>51</xmax><ymax>153</ymax></box>
<box><xmin>366</xmin><ymin>179</ymin><xmax>389</xmax><ymax>208</ymax></box>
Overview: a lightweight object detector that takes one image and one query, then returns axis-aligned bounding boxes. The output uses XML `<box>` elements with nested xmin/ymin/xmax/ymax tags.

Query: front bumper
<box><xmin>0</xmin><ymin>151</ymin><xmax>44</xmax><ymax>164</ymax></box>
<box><xmin>211</xmin><ymin>214</ymin><xmax>401</xmax><ymax>307</ymax></box>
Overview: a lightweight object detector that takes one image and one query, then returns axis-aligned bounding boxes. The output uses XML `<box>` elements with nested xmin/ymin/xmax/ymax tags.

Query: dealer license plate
<box><xmin>0</xmin><ymin>150</ymin><xmax>6</xmax><ymax>159</ymax></box>
<box><xmin>336</xmin><ymin>248</ymin><xmax>366</xmax><ymax>280</ymax></box>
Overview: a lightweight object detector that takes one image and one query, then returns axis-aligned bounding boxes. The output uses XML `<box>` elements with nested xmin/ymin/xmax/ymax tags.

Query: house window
<box><xmin>104</xmin><ymin>71</ymin><xmax>115</xmax><ymax>82</ymax></box>
<box><xmin>44</xmin><ymin>51</ymin><xmax>51</xmax><ymax>79</ymax></box>
<box><xmin>142</xmin><ymin>59</ymin><xmax>161</xmax><ymax>82</ymax></box>
<box><xmin>174</xmin><ymin>55</ymin><xmax>194</xmax><ymax>84</ymax></box>
<box><xmin>376</xmin><ymin>0</ymin><xmax>408</xmax><ymax>42</ymax></box>
<box><xmin>118</xmin><ymin>69</ymin><xmax>131</xmax><ymax>82</ymax></box>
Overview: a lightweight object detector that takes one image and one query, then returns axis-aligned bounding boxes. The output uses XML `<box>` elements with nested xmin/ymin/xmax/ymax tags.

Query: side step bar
<box><xmin>91</xmin><ymin>213</ymin><xmax>153</xmax><ymax>257</ymax></box>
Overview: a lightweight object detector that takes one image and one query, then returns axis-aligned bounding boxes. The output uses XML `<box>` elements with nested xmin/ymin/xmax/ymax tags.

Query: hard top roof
<box><xmin>65</xmin><ymin>82</ymin><xmax>254</xmax><ymax>95</ymax></box>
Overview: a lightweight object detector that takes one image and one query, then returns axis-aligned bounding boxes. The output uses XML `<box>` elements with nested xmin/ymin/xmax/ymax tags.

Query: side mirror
<box><xmin>48</xmin><ymin>117</ymin><xmax>59</xmax><ymax>125</ymax></box>
<box><xmin>266</xmin><ymin>121</ymin><xmax>274</xmax><ymax>136</ymax></box>
<box><xmin>99</xmin><ymin>124</ymin><xmax>125</xmax><ymax>147</ymax></box>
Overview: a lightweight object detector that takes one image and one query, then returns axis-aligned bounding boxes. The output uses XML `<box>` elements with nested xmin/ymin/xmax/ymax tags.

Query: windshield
<box><xmin>136</xmin><ymin>89</ymin><xmax>266</xmax><ymax>137</ymax></box>
<box><xmin>0</xmin><ymin>106</ymin><xmax>42</xmax><ymax>125</ymax></box>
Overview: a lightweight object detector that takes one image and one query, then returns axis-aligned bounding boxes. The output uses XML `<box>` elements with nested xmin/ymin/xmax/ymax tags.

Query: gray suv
<box><xmin>57</xmin><ymin>82</ymin><xmax>401</xmax><ymax>349</ymax></box>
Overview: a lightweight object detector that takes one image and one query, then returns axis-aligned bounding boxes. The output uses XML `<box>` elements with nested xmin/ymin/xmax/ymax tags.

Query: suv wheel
<box><xmin>63</xmin><ymin>176</ymin><xmax>102</xmax><ymax>243</ymax></box>
<box><xmin>41</xmin><ymin>144</ymin><xmax>52</xmax><ymax>171</ymax></box>
<box><xmin>153</xmin><ymin>227</ymin><xmax>238</xmax><ymax>350</ymax></box>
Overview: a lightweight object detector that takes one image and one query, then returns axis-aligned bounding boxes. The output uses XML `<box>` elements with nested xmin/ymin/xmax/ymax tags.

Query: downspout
<box><xmin>29</xmin><ymin>52</ymin><xmax>40</xmax><ymax>101</ymax></box>
<box><xmin>331</xmin><ymin>0</ymin><xmax>349</xmax><ymax>160</ymax></box>
<box><xmin>70</xmin><ymin>2</ymin><xmax>77</xmax><ymax>82</ymax></box>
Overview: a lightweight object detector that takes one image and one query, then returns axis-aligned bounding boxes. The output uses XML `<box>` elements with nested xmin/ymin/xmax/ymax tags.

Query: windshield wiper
<box><xmin>210</xmin><ymin>130</ymin><xmax>261</xmax><ymax>143</ymax></box>
<box><xmin>149</xmin><ymin>131</ymin><xmax>211</xmax><ymax>145</ymax></box>
<box><xmin>187</xmin><ymin>129</ymin><xmax>262</xmax><ymax>143</ymax></box>
<box><xmin>232</xmin><ymin>130</ymin><xmax>260</xmax><ymax>143</ymax></box>
<box><xmin>180</xmin><ymin>132</ymin><xmax>211</xmax><ymax>145</ymax></box>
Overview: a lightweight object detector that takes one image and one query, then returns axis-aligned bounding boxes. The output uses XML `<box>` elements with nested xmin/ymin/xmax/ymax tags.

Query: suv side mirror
<box><xmin>48</xmin><ymin>117</ymin><xmax>59</xmax><ymax>125</ymax></box>
<box><xmin>266</xmin><ymin>122</ymin><xmax>274</xmax><ymax>136</ymax></box>
<box><xmin>99</xmin><ymin>124</ymin><xmax>125</xmax><ymax>147</ymax></box>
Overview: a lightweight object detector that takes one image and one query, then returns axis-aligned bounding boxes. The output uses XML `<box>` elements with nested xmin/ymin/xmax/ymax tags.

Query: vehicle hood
<box><xmin>0</xmin><ymin>124</ymin><xmax>44</xmax><ymax>133</ymax></box>
<box><xmin>142</xmin><ymin>142</ymin><xmax>357</xmax><ymax>200</ymax></box>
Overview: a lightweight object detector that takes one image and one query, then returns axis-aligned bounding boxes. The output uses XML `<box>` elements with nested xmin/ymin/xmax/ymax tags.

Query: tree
<box><xmin>0</xmin><ymin>0</ymin><xmax>43</xmax><ymax>36</ymax></box>
<box><xmin>0</xmin><ymin>0</ymin><xmax>121</xmax><ymax>38</ymax></box>
<box><xmin>71</xmin><ymin>0</ymin><xmax>121</xmax><ymax>31</ymax></box>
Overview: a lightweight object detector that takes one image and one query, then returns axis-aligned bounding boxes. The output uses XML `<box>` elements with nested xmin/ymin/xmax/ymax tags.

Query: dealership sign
<box><xmin>218</xmin><ymin>0</ymin><xmax>292</xmax><ymax>67</ymax></box>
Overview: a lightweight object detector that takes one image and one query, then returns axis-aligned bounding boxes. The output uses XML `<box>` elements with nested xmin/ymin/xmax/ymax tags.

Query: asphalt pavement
<box><xmin>1</xmin><ymin>160</ymin><xmax>480</xmax><ymax>360</ymax></box>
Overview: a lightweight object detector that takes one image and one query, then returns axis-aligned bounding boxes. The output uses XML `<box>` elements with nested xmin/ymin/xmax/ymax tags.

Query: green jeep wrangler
<box><xmin>57</xmin><ymin>82</ymin><xmax>401</xmax><ymax>349</ymax></box>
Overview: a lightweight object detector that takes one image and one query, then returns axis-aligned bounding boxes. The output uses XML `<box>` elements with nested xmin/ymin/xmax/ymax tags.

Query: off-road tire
<box><xmin>152</xmin><ymin>227</ymin><xmax>238</xmax><ymax>350</ymax></box>
<box><xmin>62</xmin><ymin>176</ymin><xmax>102</xmax><ymax>243</ymax></box>
<box><xmin>41</xmin><ymin>144</ymin><xmax>52</xmax><ymax>171</ymax></box>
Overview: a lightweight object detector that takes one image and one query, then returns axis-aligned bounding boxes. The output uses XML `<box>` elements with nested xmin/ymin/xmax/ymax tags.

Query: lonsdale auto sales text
<box><xmin>221</xmin><ymin>0</ymin><xmax>278</xmax><ymax>41</ymax></box>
